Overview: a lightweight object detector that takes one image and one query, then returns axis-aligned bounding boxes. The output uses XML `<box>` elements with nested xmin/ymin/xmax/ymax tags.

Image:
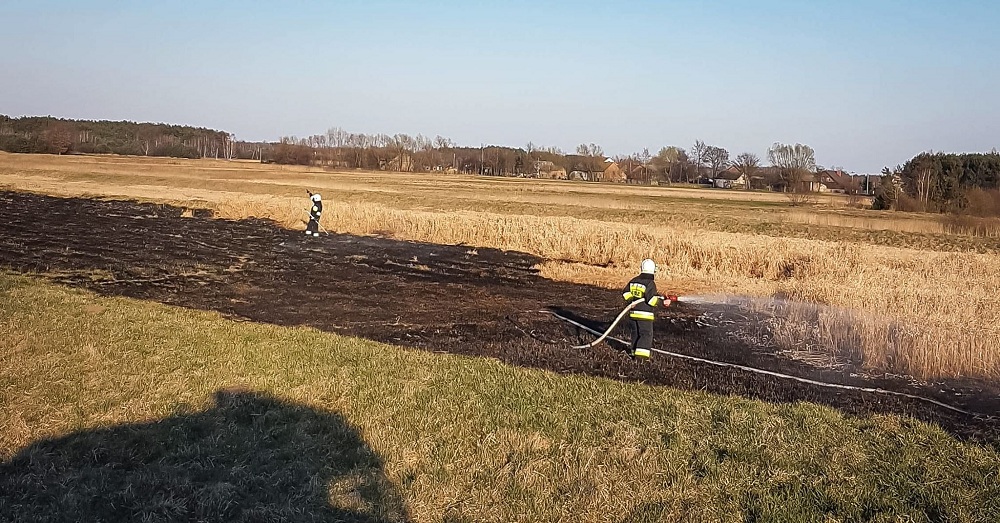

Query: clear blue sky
<box><xmin>2</xmin><ymin>0</ymin><xmax>997</xmax><ymax>172</ymax></box>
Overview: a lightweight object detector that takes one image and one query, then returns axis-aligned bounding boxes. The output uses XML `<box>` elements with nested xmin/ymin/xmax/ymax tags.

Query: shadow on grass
<box><xmin>0</xmin><ymin>389</ymin><xmax>410</xmax><ymax>523</ymax></box>
<box><xmin>543</xmin><ymin>306</ymin><xmax>1000</xmax><ymax>451</ymax></box>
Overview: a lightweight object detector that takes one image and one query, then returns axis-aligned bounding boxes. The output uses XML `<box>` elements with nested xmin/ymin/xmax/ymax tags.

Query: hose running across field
<box><xmin>543</xmin><ymin>305</ymin><xmax>985</xmax><ymax>418</ymax></box>
<box><xmin>570</xmin><ymin>299</ymin><xmax>643</xmax><ymax>349</ymax></box>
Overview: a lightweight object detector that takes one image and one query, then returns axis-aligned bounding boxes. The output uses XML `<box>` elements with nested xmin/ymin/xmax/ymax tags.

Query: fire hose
<box><xmin>303</xmin><ymin>209</ymin><xmax>329</xmax><ymax>235</ymax></box>
<box><xmin>571</xmin><ymin>299</ymin><xmax>642</xmax><ymax>349</ymax></box>
<box><xmin>543</xmin><ymin>301</ymin><xmax>985</xmax><ymax>418</ymax></box>
<box><xmin>571</xmin><ymin>295</ymin><xmax>678</xmax><ymax>349</ymax></box>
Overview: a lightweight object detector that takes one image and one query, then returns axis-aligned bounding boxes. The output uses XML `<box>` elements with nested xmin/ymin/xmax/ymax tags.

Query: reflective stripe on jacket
<box><xmin>622</xmin><ymin>273</ymin><xmax>660</xmax><ymax>321</ymax></box>
<box><xmin>310</xmin><ymin>200</ymin><xmax>323</xmax><ymax>220</ymax></box>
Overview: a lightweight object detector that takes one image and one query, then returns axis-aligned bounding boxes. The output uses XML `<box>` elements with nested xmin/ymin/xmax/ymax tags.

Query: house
<box><xmin>765</xmin><ymin>170</ymin><xmax>821</xmax><ymax>192</ymax></box>
<box><xmin>712</xmin><ymin>168</ymin><xmax>748</xmax><ymax>189</ymax></box>
<box><xmin>562</xmin><ymin>155</ymin><xmax>625</xmax><ymax>182</ymax></box>
<box><xmin>533</xmin><ymin>160</ymin><xmax>567</xmax><ymax>180</ymax></box>
<box><xmin>753</xmin><ymin>166</ymin><xmax>782</xmax><ymax>190</ymax></box>
<box><xmin>596</xmin><ymin>161</ymin><xmax>626</xmax><ymax>183</ymax></box>
<box><xmin>546</xmin><ymin>168</ymin><xmax>568</xmax><ymax>180</ymax></box>
<box><xmin>818</xmin><ymin>169</ymin><xmax>861</xmax><ymax>194</ymax></box>
<box><xmin>800</xmin><ymin>173</ymin><xmax>823</xmax><ymax>192</ymax></box>
<box><xmin>722</xmin><ymin>166</ymin><xmax>783</xmax><ymax>190</ymax></box>
<box><xmin>533</xmin><ymin>160</ymin><xmax>555</xmax><ymax>175</ymax></box>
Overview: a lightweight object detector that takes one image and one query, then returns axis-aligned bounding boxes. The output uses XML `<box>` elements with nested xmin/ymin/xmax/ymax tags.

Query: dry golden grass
<box><xmin>944</xmin><ymin>214</ymin><xmax>1000</xmax><ymax>238</ymax></box>
<box><xmin>7</xmin><ymin>152</ymin><xmax>998</xmax><ymax>256</ymax></box>
<box><xmin>214</xmin><ymin>195</ymin><xmax>1000</xmax><ymax>381</ymax></box>
<box><xmin>2</xmin><ymin>152</ymin><xmax>999</xmax><ymax>381</ymax></box>
<box><xmin>779</xmin><ymin>209</ymin><xmax>950</xmax><ymax>234</ymax></box>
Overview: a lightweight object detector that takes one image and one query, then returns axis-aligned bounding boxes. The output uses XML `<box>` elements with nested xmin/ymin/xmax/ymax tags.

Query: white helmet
<box><xmin>311</xmin><ymin>193</ymin><xmax>322</xmax><ymax>202</ymax></box>
<box><xmin>641</xmin><ymin>258</ymin><xmax>656</xmax><ymax>274</ymax></box>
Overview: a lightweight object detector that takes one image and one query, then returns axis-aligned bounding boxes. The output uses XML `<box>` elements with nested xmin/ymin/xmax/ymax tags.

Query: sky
<box><xmin>1</xmin><ymin>0</ymin><xmax>997</xmax><ymax>173</ymax></box>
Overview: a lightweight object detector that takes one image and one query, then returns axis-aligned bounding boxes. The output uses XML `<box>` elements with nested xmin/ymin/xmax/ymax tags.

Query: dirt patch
<box><xmin>1</xmin><ymin>191</ymin><xmax>997</xmax><ymax>444</ymax></box>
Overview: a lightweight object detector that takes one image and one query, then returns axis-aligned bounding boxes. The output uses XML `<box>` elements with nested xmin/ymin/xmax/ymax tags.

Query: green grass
<box><xmin>2</xmin><ymin>273</ymin><xmax>999</xmax><ymax>522</ymax></box>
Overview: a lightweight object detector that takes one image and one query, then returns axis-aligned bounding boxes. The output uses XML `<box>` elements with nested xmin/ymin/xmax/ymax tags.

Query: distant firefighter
<box><xmin>306</xmin><ymin>191</ymin><xmax>323</xmax><ymax>237</ymax></box>
<box><xmin>621</xmin><ymin>259</ymin><xmax>671</xmax><ymax>358</ymax></box>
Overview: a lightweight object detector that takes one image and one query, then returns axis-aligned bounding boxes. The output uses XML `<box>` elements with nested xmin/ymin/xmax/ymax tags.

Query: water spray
<box><xmin>673</xmin><ymin>294</ymin><xmax>751</xmax><ymax>306</ymax></box>
<box><xmin>541</xmin><ymin>307</ymin><xmax>983</xmax><ymax>418</ymax></box>
<box><xmin>673</xmin><ymin>294</ymin><xmax>718</xmax><ymax>305</ymax></box>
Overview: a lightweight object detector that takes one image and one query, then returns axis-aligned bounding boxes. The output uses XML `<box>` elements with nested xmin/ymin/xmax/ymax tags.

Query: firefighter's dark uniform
<box><xmin>306</xmin><ymin>197</ymin><xmax>323</xmax><ymax>237</ymax></box>
<box><xmin>621</xmin><ymin>273</ymin><xmax>664</xmax><ymax>358</ymax></box>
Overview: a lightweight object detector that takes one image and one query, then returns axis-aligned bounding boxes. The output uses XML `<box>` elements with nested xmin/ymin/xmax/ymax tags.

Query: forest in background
<box><xmin>3</xmin><ymin>114</ymin><xmax>999</xmax><ymax>215</ymax></box>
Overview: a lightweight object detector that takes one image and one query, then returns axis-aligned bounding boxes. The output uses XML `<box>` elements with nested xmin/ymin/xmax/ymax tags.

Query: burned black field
<box><xmin>1</xmin><ymin>191</ymin><xmax>997</xmax><ymax>443</ymax></box>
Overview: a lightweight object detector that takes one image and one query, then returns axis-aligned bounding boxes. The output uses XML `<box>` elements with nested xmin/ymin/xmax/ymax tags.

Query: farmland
<box><xmin>2</xmin><ymin>153</ymin><xmax>999</xmax><ymax>521</ymax></box>
<box><xmin>3</xmin><ymin>153</ymin><xmax>999</xmax><ymax>382</ymax></box>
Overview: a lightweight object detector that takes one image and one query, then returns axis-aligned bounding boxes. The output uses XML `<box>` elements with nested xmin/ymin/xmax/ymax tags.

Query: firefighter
<box><xmin>306</xmin><ymin>191</ymin><xmax>323</xmax><ymax>237</ymax></box>
<box><xmin>621</xmin><ymin>258</ymin><xmax>670</xmax><ymax>358</ymax></box>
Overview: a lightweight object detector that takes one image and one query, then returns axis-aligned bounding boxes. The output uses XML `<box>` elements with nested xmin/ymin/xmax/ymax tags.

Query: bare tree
<box><xmin>639</xmin><ymin>147</ymin><xmax>651</xmax><ymax>167</ymax></box>
<box><xmin>575</xmin><ymin>143</ymin><xmax>604</xmax><ymax>157</ymax></box>
<box><xmin>767</xmin><ymin>142</ymin><xmax>816</xmax><ymax>172</ymax></box>
<box><xmin>327</xmin><ymin>127</ymin><xmax>348</xmax><ymax>166</ymax></box>
<box><xmin>43</xmin><ymin>124</ymin><xmax>73</xmax><ymax>155</ymax></box>
<box><xmin>576</xmin><ymin>143</ymin><xmax>605</xmax><ymax>177</ymax></box>
<box><xmin>222</xmin><ymin>133</ymin><xmax>236</xmax><ymax>160</ymax></box>
<box><xmin>389</xmin><ymin>134</ymin><xmax>413</xmax><ymax>171</ymax></box>
<box><xmin>690</xmin><ymin>140</ymin><xmax>709</xmax><ymax>182</ymax></box>
<box><xmin>373</xmin><ymin>133</ymin><xmax>392</xmax><ymax>169</ymax></box>
<box><xmin>543</xmin><ymin>145</ymin><xmax>565</xmax><ymax>155</ymax></box>
<box><xmin>732</xmin><ymin>152</ymin><xmax>760</xmax><ymax>190</ymax></box>
<box><xmin>908</xmin><ymin>155</ymin><xmax>936</xmax><ymax>210</ymax></box>
<box><xmin>703</xmin><ymin>146</ymin><xmax>730</xmax><ymax>178</ymax></box>
<box><xmin>768</xmin><ymin>142</ymin><xmax>817</xmax><ymax>205</ymax></box>
<box><xmin>136</xmin><ymin>126</ymin><xmax>158</xmax><ymax>156</ymax></box>
<box><xmin>652</xmin><ymin>146</ymin><xmax>683</xmax><ymax>183</ymax></box>
<box><xmin>673</xmin><ymin>149</ymin><xmax>692</xmax><ymax>184</ymax></box>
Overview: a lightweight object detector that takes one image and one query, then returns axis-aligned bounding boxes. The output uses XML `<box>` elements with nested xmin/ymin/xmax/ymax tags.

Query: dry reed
<box><xmin>215</xmin><ymin>195</ymin><xmax>1000</xmax><ymax>382</ymax></box>
<box><xmin>3</xmin><ymin>153</ymin><xmax>997</xmax><ymax>382</ymax></box>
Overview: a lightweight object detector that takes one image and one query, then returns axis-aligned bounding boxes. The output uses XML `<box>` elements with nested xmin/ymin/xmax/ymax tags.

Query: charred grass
<box><xmin>2</xmin><ymin>273</ymin><xmax>999</xmax><ymax>522</ymax></box>
<box><xmin>3</xmin><ymin>154</ymin><xmax>1000</xmax><ymax>381</ymax></box>
<box><xmin>212</xmin><ymin>194</ymin><xmax>1000</xmax><ymax>383</ymax></box>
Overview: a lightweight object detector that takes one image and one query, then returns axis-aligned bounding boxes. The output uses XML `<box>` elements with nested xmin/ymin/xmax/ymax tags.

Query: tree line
<box><xmin>0</xmin><ymin>116</ymin><xmax>840</xmax><ymax>189</ymax></box>
<box><xmin>0</xmin><ymin>116</ymin><xmax>803</xmax><ymax>186</ymax></box>
<box><xmin>4</xmin><ymin>115</ymin><xmax>998</xmax><ymax>214</ymax></box>
<box><xmin>0</xmin><ymin>115</ymin><xmax>247</xmax><ymax>160</ymax></box>
<box><xmin>873</xmin><ymin>152</ymin><xmax>1000</xmax><ymax>215</ymax></box>
<box><xmin>267</xmin><ymin>130</ymin><xmax>614</xmax><ymax>176</ymax></box>
<box><xmin>269</xmin><ymin>129</ymin><xmax>803</xmax><ymax>190</ymax></box>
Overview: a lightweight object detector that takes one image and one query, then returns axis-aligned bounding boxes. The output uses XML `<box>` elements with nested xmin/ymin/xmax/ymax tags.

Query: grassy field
<box><xmin>2</xmin><ymin>273</ymin><xmax>999</xmax><ymax>522</ymax></box>
<box><xmin>2</xmin><ymin>153</ymin><xmax>998</xmax><ymax>382</ymax></box>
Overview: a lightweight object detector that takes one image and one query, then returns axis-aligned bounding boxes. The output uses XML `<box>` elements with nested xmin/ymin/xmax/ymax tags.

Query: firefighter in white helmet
<box><xmin>305</xmin><ymin>190</ymin><xmax>323</xmax><ymax>237</ymax></box>
<box><xmin>620</xmin><ymin>258</ymin><xmax>670</xmax><ymax>358</ymax></box>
